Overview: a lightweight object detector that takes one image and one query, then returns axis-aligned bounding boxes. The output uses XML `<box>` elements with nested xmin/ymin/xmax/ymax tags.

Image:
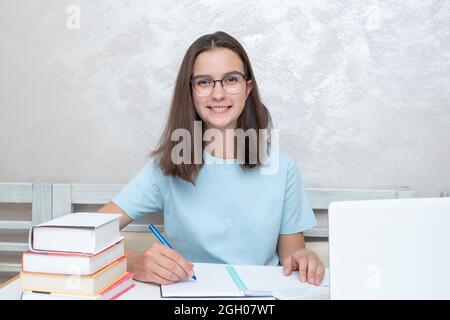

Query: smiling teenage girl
<box><xmin>99</xmin><ymin>31</ymin><xmax>325</xmax><ymax>286</ymax></box>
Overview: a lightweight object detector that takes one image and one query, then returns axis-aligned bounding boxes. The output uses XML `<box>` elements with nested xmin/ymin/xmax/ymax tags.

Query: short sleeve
<box><xmin>112</xmin><ymin>159</ymin><xmax>165</xmax><ymax>221</ymax></box>
<box><xmin>280</xmin><ymin>158</ymin><xmax>317</xmax><ymax>234</ymax></box>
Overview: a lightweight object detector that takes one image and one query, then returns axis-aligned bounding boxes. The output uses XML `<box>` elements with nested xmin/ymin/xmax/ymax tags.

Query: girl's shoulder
<box><xmin>268</xmin><ymin>144</ymin><xmax>297</xmax><ymax>163</ymax></box>
<box><xmin>140</xmin><ymin>157</ymin><xmax>169</xmax><ymax>185</ymax></box>
<box><xmin>262</xmin><ymin>145</ymin><xmax>303</xmax><ymax>176</ymax></box>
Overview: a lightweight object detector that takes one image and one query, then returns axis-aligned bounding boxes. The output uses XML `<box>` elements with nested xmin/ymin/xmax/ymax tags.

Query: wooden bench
<box><xmin>0</xmin><ymin>183</ymin><xmax>418</xmax><ymax>275</ymax></box>
<box><xmin>0</xmin><ymin>183</ymin><xmax>51</xmax><ymax>279</ymax></box>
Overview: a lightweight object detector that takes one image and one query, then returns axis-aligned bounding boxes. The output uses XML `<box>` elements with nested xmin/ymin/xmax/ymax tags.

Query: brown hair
<box><xmin>151</xmin><ymin>31</ymin><xmax>272</xmax><ymax>184</ymax></box>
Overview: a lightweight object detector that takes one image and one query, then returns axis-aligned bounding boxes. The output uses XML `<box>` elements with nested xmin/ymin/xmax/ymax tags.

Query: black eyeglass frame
<box><xmin>190</xmin><ymin>71</ymin><xmax>250</xmax><ymax>96</ymax></box>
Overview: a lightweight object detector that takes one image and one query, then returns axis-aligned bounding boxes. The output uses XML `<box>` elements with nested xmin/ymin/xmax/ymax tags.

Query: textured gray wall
<box><xmin>1</xmin><ymin>0</ymin><xmax>449</xmax><ymax>197</ymax></box>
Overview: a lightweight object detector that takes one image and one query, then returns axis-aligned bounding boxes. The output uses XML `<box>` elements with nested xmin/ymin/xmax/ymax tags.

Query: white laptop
<box><xmin>328</xmin><ymin>197</ymin><xmax>450</xmax><ymax>300</ymax></box>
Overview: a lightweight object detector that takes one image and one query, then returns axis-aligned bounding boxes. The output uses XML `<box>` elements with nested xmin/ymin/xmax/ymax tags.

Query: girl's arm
<box><xmin>98</xmin><ymin>201</ymin><xmax>132</xmax><ymax>229</ymax></box>
<box><xmin>277</xmin><ymin>232</ymin><xmax>325</xmax><ymax>286</ymax></box>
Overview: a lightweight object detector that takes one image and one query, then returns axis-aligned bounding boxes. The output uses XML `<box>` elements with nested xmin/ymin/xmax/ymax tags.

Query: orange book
<box><xmin>20</xmin><ymin>256</ymin><xmax>127</xmax><ymax>296</ymax></box>
<box><xmin>22</xmin><ymin>272</ymin><xmax>135</xmax><ymax>300</ymax></box>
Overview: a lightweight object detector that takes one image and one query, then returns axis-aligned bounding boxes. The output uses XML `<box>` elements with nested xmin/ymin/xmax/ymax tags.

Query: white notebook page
<box><xmin>161</xmin><ymin>263</ymin><xmax>243</xmax><ymax>297</ymax></box>
<box><xmin>161</xmin><ymin>263</ymin><xmax>329</xmax><ymax>298</ymax></box>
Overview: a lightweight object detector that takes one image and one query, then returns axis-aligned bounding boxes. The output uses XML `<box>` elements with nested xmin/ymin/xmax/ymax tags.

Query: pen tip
<box><xmin>192</xmin><ymin>275</ymin><xmax>197</xmax><ymax>280</ymax></box>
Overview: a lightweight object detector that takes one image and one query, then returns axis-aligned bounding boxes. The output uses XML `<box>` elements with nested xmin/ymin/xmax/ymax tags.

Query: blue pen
<box><xmin>148</xmin><ymin>224</ymin><xmax>197</xmax><ymax>280</ymax></box>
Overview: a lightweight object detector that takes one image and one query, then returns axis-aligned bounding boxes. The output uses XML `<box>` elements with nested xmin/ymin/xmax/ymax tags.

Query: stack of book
<box><xmin>20</xmin><ymin>212</ymin><xmax>134</xmax><ymax>300</ymax></box>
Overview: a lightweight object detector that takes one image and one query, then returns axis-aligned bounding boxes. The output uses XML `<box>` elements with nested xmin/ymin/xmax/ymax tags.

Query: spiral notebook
<box><xmin>160</xmin><ymin>263</ymin><xmax>329</xmax><ymax>298</ymax></box>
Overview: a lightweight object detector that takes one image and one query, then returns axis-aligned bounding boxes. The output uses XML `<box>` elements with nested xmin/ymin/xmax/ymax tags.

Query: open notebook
<box><xmin>161</xmin><ymin>263</ymin><xmax>330</xmax><ymax>298</ymax></box>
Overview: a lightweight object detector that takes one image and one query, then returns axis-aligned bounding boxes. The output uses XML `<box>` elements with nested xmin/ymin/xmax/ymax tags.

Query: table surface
<box><xmin>0</xmin><ymin>275</ymin><xmax>277</xmax><ymax>300</ymax></box>
<box><xmin>0</xmin><ymin>274</ymin><xmax>167</xmax><ymax>300</ymax></box>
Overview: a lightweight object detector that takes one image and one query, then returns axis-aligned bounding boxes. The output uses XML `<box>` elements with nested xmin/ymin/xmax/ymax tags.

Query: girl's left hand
<box><xmin>282</xmin><ymin>248</ymin><xmax>325</xmax><ymax>286</ymax></box>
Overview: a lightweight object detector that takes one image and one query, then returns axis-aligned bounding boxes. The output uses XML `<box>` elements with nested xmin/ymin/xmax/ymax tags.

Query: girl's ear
<box><xmin>245</xmin><ymin>79</ymin><xmax>253</xmax><ymax>99</ymax></box>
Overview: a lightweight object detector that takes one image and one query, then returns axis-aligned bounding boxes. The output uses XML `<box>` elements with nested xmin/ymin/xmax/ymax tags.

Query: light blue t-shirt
<box><xmin>113</xmin><ymin>149</ymin><xmax>317</xmax><ymax>266</ymax></box>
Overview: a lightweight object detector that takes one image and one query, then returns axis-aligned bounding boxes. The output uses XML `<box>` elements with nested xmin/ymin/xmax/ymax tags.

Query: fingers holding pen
<box><xmin>145</xmin><ymin>242</ymin><xmax>194</xmax><ymax>281</ymax></box>
<box><xmin>158</xmin><ymin>244</ymin><xmax>195</xmax><ymax>280</ymax></box>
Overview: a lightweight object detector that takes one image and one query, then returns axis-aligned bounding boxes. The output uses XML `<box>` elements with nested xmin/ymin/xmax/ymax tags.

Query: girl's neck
<box><xmin>205</xmin><ymin>127</ymin><xmax>237</xmax><ymax>160</ymax></box>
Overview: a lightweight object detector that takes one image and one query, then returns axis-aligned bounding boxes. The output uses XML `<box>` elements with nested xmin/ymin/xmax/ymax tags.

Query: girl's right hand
<box><xmin>131</xmin><ymin>242</ymin><xmax>194</xmax><ymax>285</ymax></box>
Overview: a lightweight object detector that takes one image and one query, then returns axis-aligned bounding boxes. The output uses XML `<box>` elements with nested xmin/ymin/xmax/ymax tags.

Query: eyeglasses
<box><xmin>191</xmin><ymin>72</ymin><xmax>248</xmax><ymax>97</ymax></box>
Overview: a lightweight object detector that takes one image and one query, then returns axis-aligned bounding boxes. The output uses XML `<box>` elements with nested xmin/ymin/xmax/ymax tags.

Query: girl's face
<box><xmin>192</xmin><ymin>48</ymin><xmax>252</xmax><ymax>130</ymax></box>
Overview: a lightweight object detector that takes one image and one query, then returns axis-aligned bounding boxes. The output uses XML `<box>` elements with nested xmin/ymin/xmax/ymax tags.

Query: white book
<box><xmin>21</xmin><ymin>256</ymin><xmax>127</xmax><ymax>296</ymax></box>
<box><xmin>21</xmin><ymin>272</ymin><xmax>135</xmax><ymax>300</ymax></box>
<box><xmin>29</xmin><ymin>213</ymin><xmax>122</xmax><ymax>254</ymax></box>
<box><xmin>161</xmin><ymin>263</ymin><xmax>330</xmax><ymax>298</ymax></box>
<box><xmin>22</xmin><ymin>240</ymin><xmax>125</xmax><ymax>275</ymax></box>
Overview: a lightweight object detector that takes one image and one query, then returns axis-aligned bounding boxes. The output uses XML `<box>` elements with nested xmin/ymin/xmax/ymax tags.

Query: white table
<box><xmin>0</xmin><ymin>275</ymin><xmax>166</xmax><ymax>300</ymax></box>
<box><xmin>0</xmin><ymin>275</ymin><xmax>278</xmax><ymax>300</ymax></box>
<box><xmin>0</xmin><ymin>275</ymin><xmax>22</xmax><ymax>300</ymax></box>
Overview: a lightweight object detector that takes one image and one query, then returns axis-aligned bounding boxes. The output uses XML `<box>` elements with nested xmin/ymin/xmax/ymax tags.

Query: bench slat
<box><xmin>0</xmin><ymin>221</ymin><xmax>32</xmax><ymax>230</ymax></box>
<box><xmin>0</xmin><ymin>263</ymin><xmax>21</xmax><ymax>273</ymax></box>
<box><xmin>0</xmin><ymin>183</ymin><xmax>33</xmax><ymax>203</ymax></box>
<box><xmin>0</xmin><ymin>242</ymin><xmax>29</xmax><ymax>252</ymax></box>
<box><xmin>71</xmin><ymin>184</ymin><xmax>124</xmax><ymax>204</ymax></box>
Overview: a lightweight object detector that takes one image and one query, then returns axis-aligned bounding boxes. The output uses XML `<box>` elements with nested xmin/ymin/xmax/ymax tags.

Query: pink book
<box><xmin>22</xmin><ymin>239</ymin><xmax>125</xmax><ymax>275</ymax></box>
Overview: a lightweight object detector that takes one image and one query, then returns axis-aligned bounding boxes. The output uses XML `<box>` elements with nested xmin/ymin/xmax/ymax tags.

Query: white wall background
<box><xmin>1</xmin><ymin>0</ymin><xmax>449</xmax><ymax>197</ymax></box>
